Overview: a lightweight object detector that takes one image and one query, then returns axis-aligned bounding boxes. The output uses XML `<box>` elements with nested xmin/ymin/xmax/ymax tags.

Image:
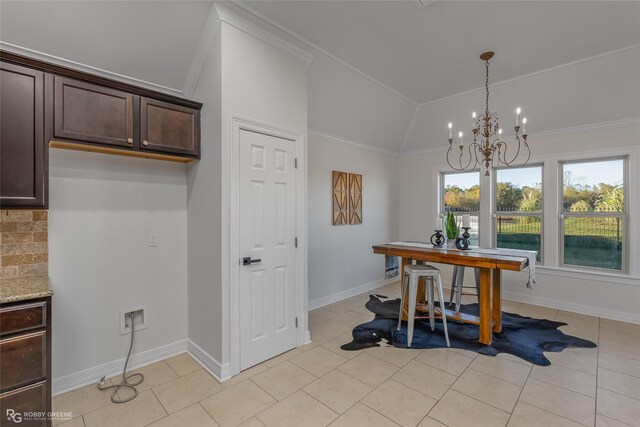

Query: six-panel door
<box><xmin>53</xmin><ymin>76</ymin><xmax>134</xmax><ymax>148</ymax></box>
<box><xmin>239</xmin><ymin>129</ymin><xmax>297</xmax><ymax>370</ymax></box>
<box><xmin>0</xmin><ymin>62</ymin><xmax>46</xmax><ymax>208</ymax></box>
<box><xmin>140</xmin><ymin>97</ymin><xmax>199</xmax><ymax>157</ymax></box>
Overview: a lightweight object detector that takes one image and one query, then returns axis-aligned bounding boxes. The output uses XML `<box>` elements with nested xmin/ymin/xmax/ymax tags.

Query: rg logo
<box><xmin>6</xmin><ymin>409</ymin><xmax>22</xmax><ymax>423</ymax></box>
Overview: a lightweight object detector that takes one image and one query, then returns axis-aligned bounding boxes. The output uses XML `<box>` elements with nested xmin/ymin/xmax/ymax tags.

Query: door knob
<box><xmin>242</xmin><ymin>257</ymin><xmax>261</xmax><ymax>266</ymax></box>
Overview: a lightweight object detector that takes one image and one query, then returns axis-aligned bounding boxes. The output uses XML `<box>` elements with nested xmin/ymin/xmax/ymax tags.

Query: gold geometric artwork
<box><xmin>348</xmin><ymin>173</ymin><xmax>362</xmax><ymax>225</ymax></box>
<box><xmin>332</xmin><ymin>171</ymin><xmax>362</xmax><ymax>225</ymax></box>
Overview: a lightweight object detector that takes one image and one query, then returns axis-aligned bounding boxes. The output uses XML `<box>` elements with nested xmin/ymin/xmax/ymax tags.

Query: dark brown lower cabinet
<box><xmin>0</xmin><ymin>298</ymin><xmax>51</xmax><ymax>427</ymax></box>
<box><xmin>0</xmin><ymin>62</ymin><xmax>46</xmax><ymax>208</ymax></box>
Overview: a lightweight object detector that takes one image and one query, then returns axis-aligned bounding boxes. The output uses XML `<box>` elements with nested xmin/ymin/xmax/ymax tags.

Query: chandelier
<box><xmin>446</xmin><ymin>51</ymin><xmax>530</xmax><ymax>176</ymax></box>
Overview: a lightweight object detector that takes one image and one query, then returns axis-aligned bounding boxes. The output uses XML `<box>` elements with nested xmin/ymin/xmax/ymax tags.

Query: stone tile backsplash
<box><xmin>0</xmin><ymin>210</ymin><xmax>48</xmax><ymax>279</ymax></box>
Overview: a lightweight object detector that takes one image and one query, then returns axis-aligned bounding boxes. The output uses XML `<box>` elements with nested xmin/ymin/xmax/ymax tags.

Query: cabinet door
<box><xmin>0</xmin><ymin>62</ymin><xmax>46</xmax><ymax>208</ymax></box>
<box><xmin>140</xmin><ymin>97</ymin><xmax>199</xmax><ymax>157</ymax></box>
<box><xmin>54</xmin><ymin>76</ymin><xmax>134</xmax><ymax>148</ymax></box>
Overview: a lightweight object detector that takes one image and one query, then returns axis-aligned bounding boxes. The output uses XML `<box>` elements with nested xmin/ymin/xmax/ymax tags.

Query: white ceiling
<box><xmin>0</xmin><ymin>1</ymin><xmax>213</xmax><ymax>93</ymax></box>
<box><xmin>242</xmin><ymin>0</ymin><xmax>640</xmax><ymax>104</ymax></box>
<box><xmin>1</xmin><ymin>1</ymin><xmax>638</xmax><ymax>153</ymax></box>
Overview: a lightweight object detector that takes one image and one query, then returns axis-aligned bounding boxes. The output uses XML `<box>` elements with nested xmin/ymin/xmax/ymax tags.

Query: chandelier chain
<box><xmin>485</xmin><ymin>60</ymin><xmax>490</xmax><ymax>116</ymax></box>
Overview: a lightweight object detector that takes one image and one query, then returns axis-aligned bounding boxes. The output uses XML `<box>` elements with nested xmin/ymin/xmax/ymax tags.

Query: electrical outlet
<box><xmin>149</xmin><ymin>232</ymin><xmax>159</xmax><ymax>247</ymax></box>
<box><xmin>120</xmin><ymin>305</ymin><xmax>148</xmax><ymax>335</ymax></box>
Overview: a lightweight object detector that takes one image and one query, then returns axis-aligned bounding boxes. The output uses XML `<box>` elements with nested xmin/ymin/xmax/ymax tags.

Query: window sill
<box><xmin>534</xmin><ymin>265</ymin><xmax>640</xmax><ymax>286</ymax></box>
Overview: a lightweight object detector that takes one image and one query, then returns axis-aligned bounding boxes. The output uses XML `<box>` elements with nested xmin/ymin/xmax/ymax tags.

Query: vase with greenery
<box><xmin>445</xmin><ymin>211</ymin><xmax>459</xmax><ymax>248</ymax></box>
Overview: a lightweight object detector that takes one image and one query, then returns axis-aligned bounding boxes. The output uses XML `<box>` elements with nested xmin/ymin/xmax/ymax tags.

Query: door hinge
<box><xmin>295</xmin><ymin>237</ymin><xmax>298</xmax><ymax>248</ymax></box>
<box><xmin>295</xmin><ymin>158</ymin><xmax>298</xmax><ymax>169</ymax></box>
<box><xmin>295</xmin><ymin>317</ymin><xmax>298</xmax><ymax>328</ymax></box>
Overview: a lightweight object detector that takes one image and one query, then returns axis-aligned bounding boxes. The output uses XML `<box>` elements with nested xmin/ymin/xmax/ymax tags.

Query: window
<box><xmin>561</xmin><ymin>158</ymin><xmax>627</xmax><ymax>271</ymax></box>
<box><xmin>441</xmin><ymin>171</ymin><xmax>480</xmax><ymax>245</ymax></box>
<box><xmin>494</xmin><ymin>165</ymin><xmax>543</xmax><ymax>262</ymax></box>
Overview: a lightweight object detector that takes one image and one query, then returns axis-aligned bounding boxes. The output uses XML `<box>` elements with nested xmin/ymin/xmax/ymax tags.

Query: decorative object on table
<box><xmin>445</xmin><ymin>51</ymin><xmax>531</xmax><ymax>176</ymax></box>
<box><xmin>444</xmin><ymin>211</ymin><xmax>459</xmax><ymax>248</ymax></box>
<box><xmin>430</xmin><ymin>230</ymin><xmax>444</xmax><ymax>248</ymax></box>
<box><xmin>430</xmin><ymin>217</ymin><xmax>444</xmax><ymax>248</ymax></box>
<box><xmin>455</xmin><ymin>235</ymin><xmax>470</xmax><ymax>250</ymax></box>
<box><xmin>348</xmin><ymin>173</ymin><xmax>362</xmax><ymax>224</ymax></box>
<box><xmin>455</xmin><ymin>226</ymin><xmax>472</xmax><ymax>250</ymax></box>
<box><xmin>341</xmin><ymin>295</ymin><xmax>596</xmax><ymax>366</ymax></box>
<box><xmin>332</xmin><ymin>171</ymin><xmax>363</xmax><ymax>225</ymax></box>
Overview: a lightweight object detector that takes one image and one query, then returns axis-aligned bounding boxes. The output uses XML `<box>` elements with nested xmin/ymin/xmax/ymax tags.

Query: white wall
<box><xmin>308</xmin><ymin>135</ymin><xmax>398</xmax><ymax>308</ymax></box>
<box><xmin>187</xmin><ymin>28</ymin><xmax>223</xmax><ymax>364</ymax></box>
<box><xmin>187</xmin><ymin>21</ymin><xmax>308</xmax><ymax>373</ymax></box>
<box><xmin>49</xmin><ymin>149</ymin><xmax>188</xmax><ymax>389</ymax></box>
<box><xmin>397</xmin><ymin>122</ymin><xmax>640</xmax><ymax>323</ymax></box>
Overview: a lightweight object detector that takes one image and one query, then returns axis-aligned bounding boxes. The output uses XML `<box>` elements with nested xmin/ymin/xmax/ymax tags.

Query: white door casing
<box><xmin>238</xmin><ymin>127</ymin><xmax>298</xmax><ymax>370</ymax></box>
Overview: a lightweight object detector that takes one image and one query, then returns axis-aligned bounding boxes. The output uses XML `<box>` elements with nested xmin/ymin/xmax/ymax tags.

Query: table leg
<box><xmin>400</xmin><ymin>257</ymin><xmax>426</xmax><ymax>321</ymax></box>
<box><xmin>479</xmin><ymin>267</ymin><xmax>492</xmax><ymax>345</ymax></box>
<box><xmin>492</xmin><ymin>269</ymin><xmax>502</xmax><ymax>333</ymax></box>
<box><xmin>400</xmin><ymin>257</ymin><xmax>409</xmax><ymax>321</ymax></box>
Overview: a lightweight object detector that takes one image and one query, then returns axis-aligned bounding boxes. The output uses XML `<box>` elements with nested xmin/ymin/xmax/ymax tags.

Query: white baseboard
<box><xmin>187</xmin><ymin>339</ymin><xmax>231</xmax><ymax>382</ymax></box>
<box><xmin>303</xmin><ymin>330</ymin><xmax>311</xmax><ymax>345</ymax></box>
<box><xmin>503</xmin><ymin>291</ymin><xmax>640</xmax><ymax>325</ymax></box>
<box><xmin>52</xmin><ymin>339</ymin><xmax>188</xmax><ymax>396</ymax></box>
<box><xmin>308</xmin><ymin>277</ymin><xmax>398</xmax><ymax>311</ymax></box>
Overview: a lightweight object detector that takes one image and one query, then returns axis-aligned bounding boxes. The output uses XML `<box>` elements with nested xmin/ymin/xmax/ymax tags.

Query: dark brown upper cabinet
<box><xmin>0</xmin><ymin>62</ymin><xmax>46</xmax><ymax>208</ymax></box>
<box><xmin>140</xmin><ymin>97</ymin><xmax>200</xmax><ymax>157</ymax></box>
<box><xmin>54</xmin><ymin>76</ymin><xmax>134</xmax><ymax>149</ymax></box>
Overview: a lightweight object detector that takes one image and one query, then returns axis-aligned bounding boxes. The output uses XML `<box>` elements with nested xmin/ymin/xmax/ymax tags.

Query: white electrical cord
<box><xmin>97</xmin><ymin>313</ymin><xmax>144</xmax><ymax>403</ymax></box>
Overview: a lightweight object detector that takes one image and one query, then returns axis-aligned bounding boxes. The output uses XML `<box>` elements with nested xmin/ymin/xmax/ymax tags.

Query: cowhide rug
<box><xmin>341</xmin><ymin>294</ymin><xmax>596</xmax><ymax>366</ymax></box>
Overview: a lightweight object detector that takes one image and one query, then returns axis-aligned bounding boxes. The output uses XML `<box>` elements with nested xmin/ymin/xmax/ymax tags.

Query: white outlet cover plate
<box><xmin>120</xmin><ymin>304</ymin><xmax>148</xmax><ymax>335</ymax></box>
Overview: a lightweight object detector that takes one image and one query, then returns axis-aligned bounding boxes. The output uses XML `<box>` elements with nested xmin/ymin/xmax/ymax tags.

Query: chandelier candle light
<box><xmin>446</xmin><ymin>52</ymin><xmax>531</xmax><ymax>176</ymax></box>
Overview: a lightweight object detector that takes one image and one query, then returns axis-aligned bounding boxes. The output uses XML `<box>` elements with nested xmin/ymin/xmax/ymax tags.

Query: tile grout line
<box><xmin>504</xmin><ymin>353</ymin><xmax>534</xmax><ymax>426</ymax></box>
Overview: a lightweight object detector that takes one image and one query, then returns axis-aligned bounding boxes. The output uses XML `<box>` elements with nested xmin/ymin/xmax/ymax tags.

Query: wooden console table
<box><xmin>373</xmin><ymin>243</ymin><xmax>529</xmax><ymax>345</ymax></box>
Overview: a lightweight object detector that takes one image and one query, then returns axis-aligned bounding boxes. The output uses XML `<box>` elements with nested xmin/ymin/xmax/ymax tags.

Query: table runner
<box><xmin>388</xmin><ymin>241</ymin><xmax>537</xmax><ymax>288</ymax></box>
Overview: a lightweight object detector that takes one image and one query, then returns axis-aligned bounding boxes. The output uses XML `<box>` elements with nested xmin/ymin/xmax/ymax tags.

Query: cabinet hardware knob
<box><xmin>143</xmin><ymin>140</ymin><xmax>149</xmax><ymax>146</ymax></box>
<box><xmin>127</xmin><ymin>138</ymin><xmax>133</xmax><ymax>144</ymax></box>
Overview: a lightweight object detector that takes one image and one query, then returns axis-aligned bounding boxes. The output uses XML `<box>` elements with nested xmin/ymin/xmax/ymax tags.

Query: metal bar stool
<box><xmin>448</xmin><ymin>266</ymin><xmax>480</xmax><ymax>312</ymax></box>
<box><xmin>397</xmin><ymin>264</ymin><xmax>450</xmax><ymax>348</ymax></box>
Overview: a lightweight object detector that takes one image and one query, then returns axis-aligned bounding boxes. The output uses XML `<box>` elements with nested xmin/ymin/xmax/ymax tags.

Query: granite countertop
<box><xmin>0</xmin><ymin>275</ymin><xmax>53</xmax><ymax>303</ymax></box>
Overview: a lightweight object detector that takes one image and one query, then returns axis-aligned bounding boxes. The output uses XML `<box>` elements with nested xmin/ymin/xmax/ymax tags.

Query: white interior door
<box><xmin>239</xmin><ymin>129</ymin><xmax>298</xmax><ymax>370</ymax></box>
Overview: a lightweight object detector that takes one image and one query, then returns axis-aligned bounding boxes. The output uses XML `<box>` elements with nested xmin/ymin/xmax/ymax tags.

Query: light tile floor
<box><xmin>54</xmin><ymin>281</ymin><xmax>640</xmax><ymax>427</ymax></box>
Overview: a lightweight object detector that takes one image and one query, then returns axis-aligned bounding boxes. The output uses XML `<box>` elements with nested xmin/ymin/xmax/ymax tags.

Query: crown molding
<box><xmin>308</xmin><ymin>129</ymin><xmax>399</xmax><ymax>157</ymax></box>
<box><xmin>182</xmin><ymin>3</ymin><xmax>221</xmax><ymax>98</ymax></box>
<box><xmin>400</xmin><ymin>116</ymin><xmax>640</xmax><ymax>157</ymax></box>
<box><xmin>418</xmin><ymin>43</ymin><xmax>640</xmax><ymax>107</ymax></box>
<box><xmin>0</xmin><ymin>41</ymin><xmax>185</xmax><ymax>97</ymax></box>
<box><xmin>234</xmin><ymin>1</ymin><xmax>417</xmax><ymax>106</ymax></box>
<box><xmin>214</xmin><ymin>2</ymin><xmax>314</xmax><ymax>67</ymax></box>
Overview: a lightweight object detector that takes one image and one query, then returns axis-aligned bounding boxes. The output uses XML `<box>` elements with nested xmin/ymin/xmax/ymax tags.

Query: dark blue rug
<box><xmin>341</xmin><ymin>294</ymin><xmax>597</xmax><ymax>366</ymax></box>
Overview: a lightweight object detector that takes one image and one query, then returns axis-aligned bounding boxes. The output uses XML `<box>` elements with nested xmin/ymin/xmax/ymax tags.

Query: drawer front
<box><xmin>0</xmin><ymin>302</ymin><xmax>47</xmax><ymax>336</ymax></box>
<box><xmin>0</xmin><ymin>331</ymin><xmax>46</xmax><ymax>390</ymax></box>
<box><xmin>0</xmin><ymin>381</ymin><xmax>47</xmax><ymax>427</ymax></box>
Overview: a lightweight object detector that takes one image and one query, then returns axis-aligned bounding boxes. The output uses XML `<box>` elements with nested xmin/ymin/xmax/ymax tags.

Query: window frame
<box><xmin>559</xmin><ymin>156</ymin><xmax>629</xmax><ymax>273</ymax></box>
<box><xmin>440</xmin><ymin>170</ymin><xmax>481</xmax><ymax>245</ymax></box>
<box><xmin>492</xmin><ymin>163</ymin><xmax>544</xmax><ymax>264</ymax></box>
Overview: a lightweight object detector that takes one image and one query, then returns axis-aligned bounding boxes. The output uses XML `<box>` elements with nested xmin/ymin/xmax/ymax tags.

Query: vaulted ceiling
<box><xmin>2</xmin><ymin>1</ymin><xmax>639</xmax><ymax>154</ymax></box>
<box><xmin>243</xmin><ymin>0</ymin><xmax>640</xmax><ymax>104</ymax></box>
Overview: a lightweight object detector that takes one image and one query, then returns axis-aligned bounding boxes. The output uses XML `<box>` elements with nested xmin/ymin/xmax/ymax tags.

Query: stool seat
<box><xmin>398</xmin><ymin>264</ymin><xmax>450</xmax><ymax>348</ymax></box>
<box><xmin>404</xmin><ymin>264</ymin><xmax>440</xmax><ymax>273</ymax></box>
